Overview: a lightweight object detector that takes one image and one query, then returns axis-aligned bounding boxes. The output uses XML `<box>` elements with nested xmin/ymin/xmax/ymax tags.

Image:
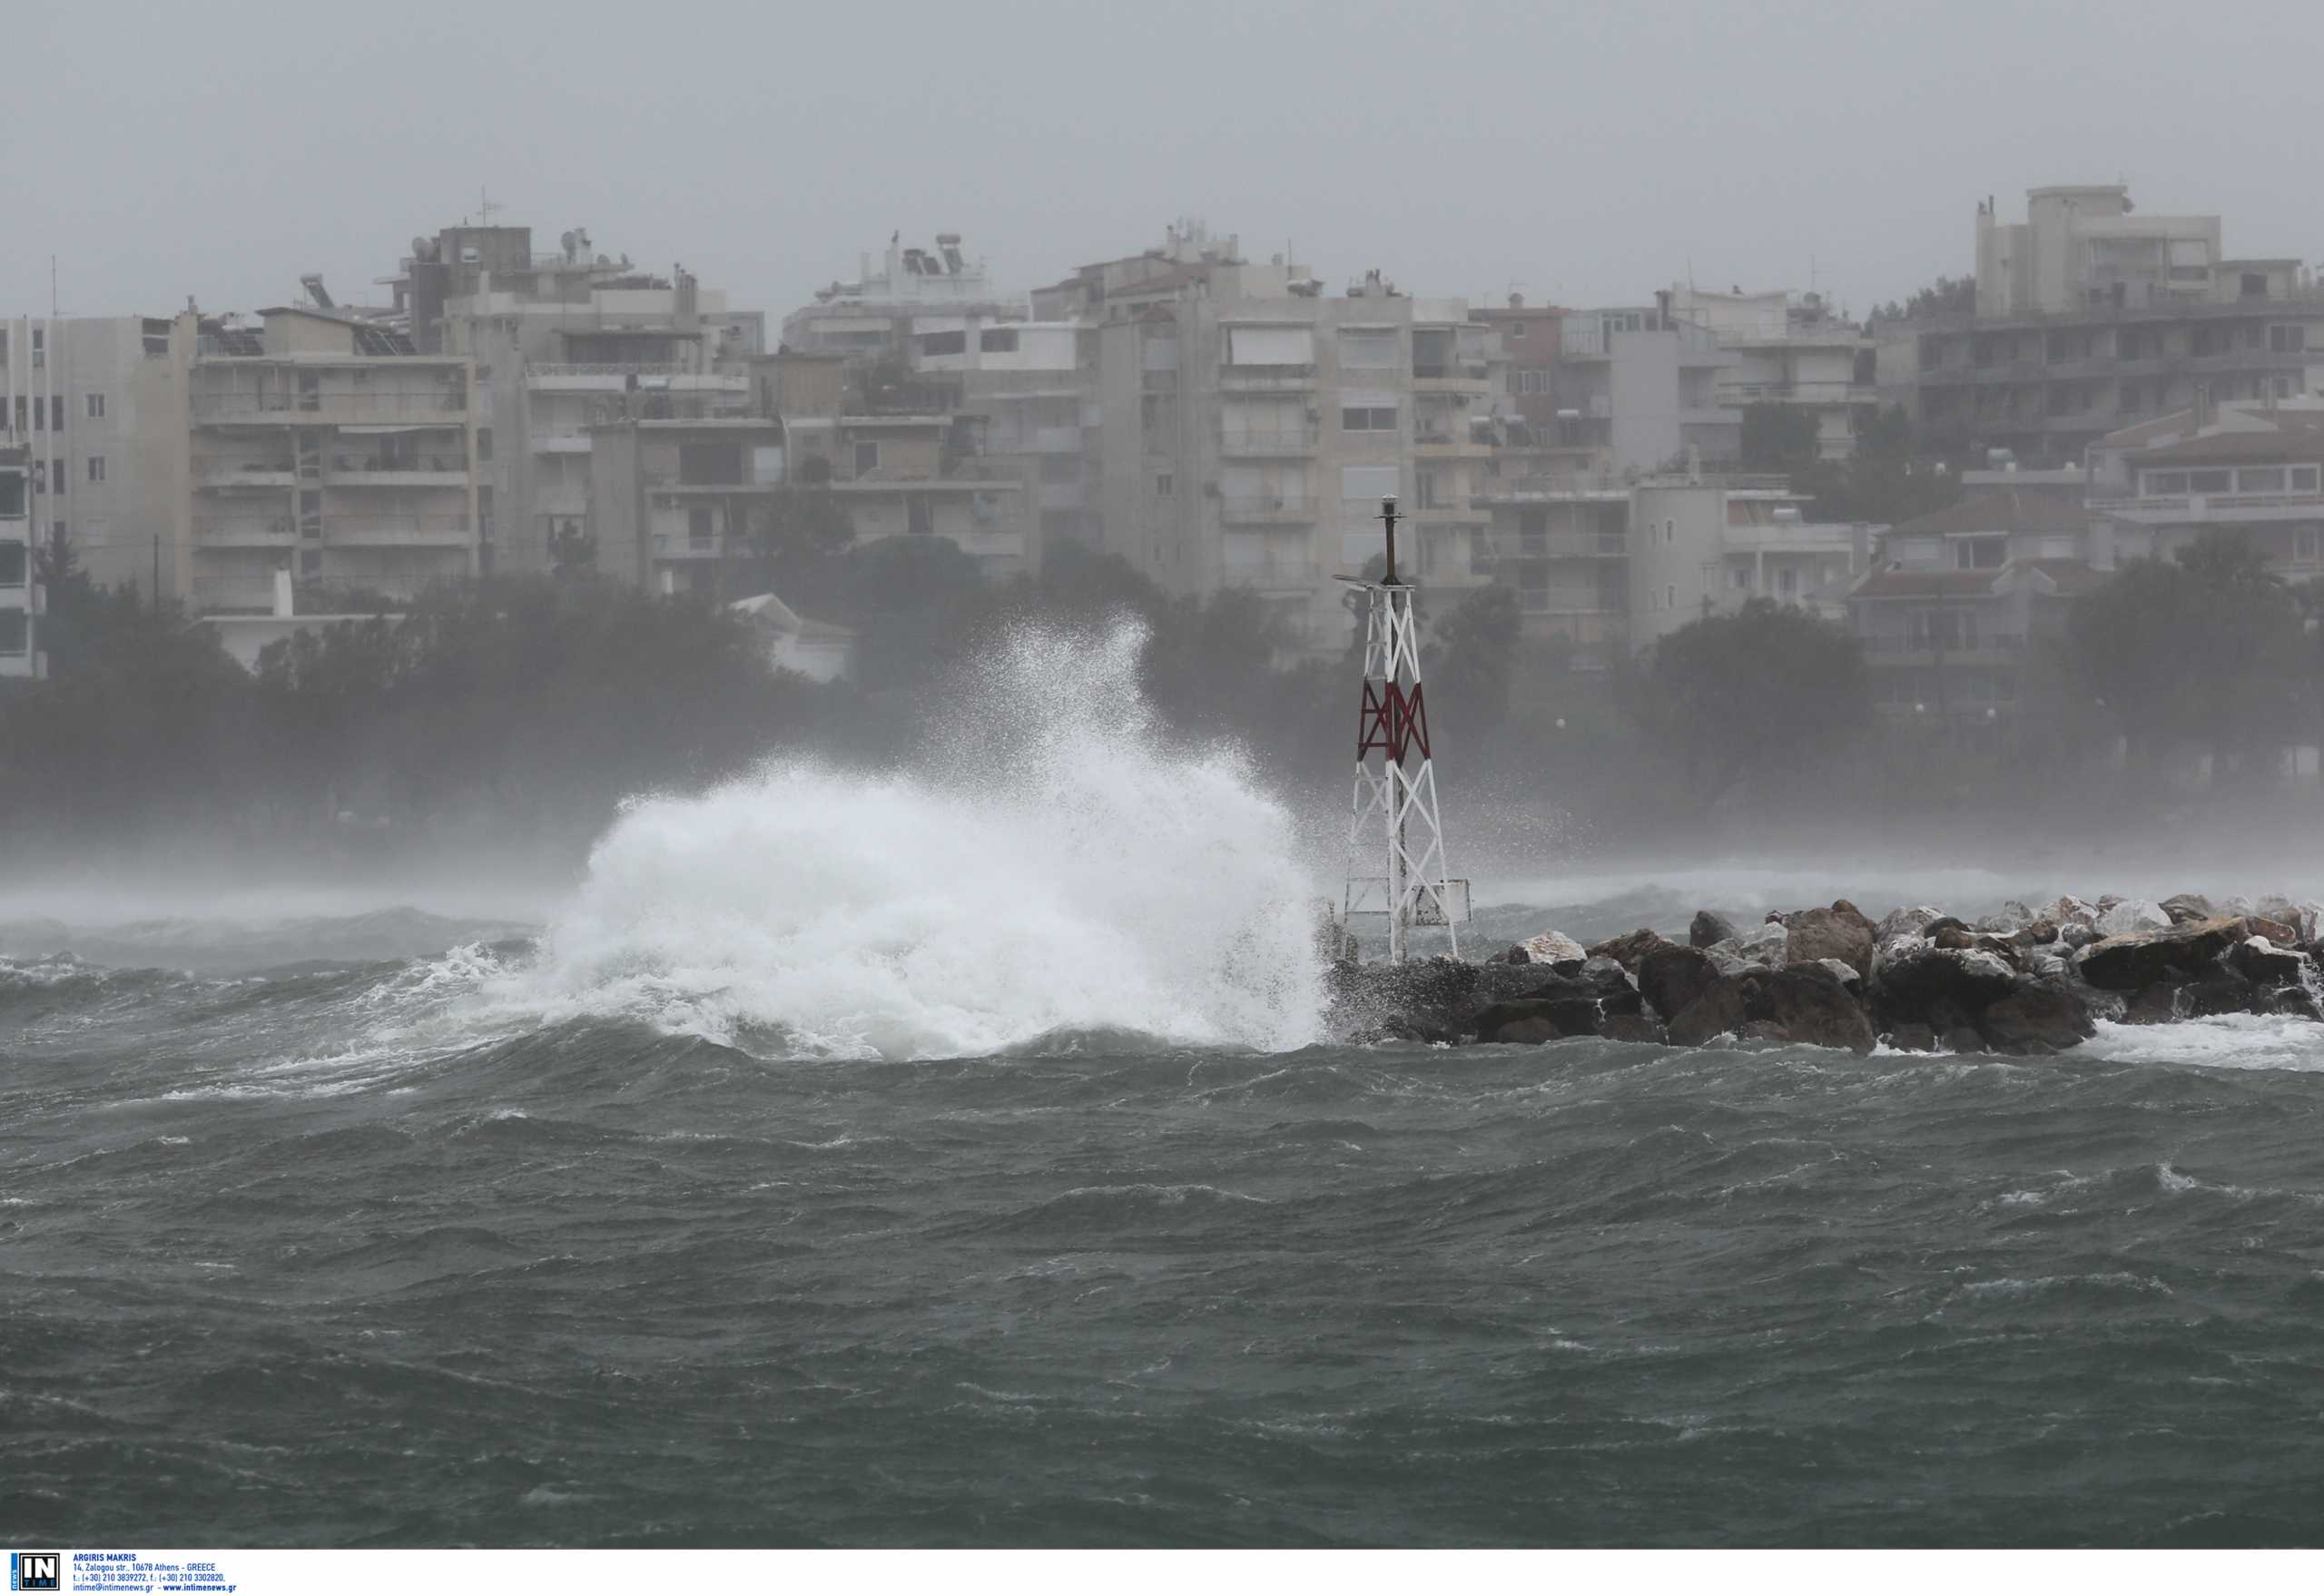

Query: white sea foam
<box><xmin>491</xmin><ymin>624</ymin><xmax>1324</xmax><ymax>1059</ymax></box>
<box><xmin>2085</xmin><ymin>1014</ymin><xmax>2324</xmax><ymax>1073</ymax></box>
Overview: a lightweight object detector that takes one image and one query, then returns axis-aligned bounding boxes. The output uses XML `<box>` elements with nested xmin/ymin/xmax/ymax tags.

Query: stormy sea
<box><xmin>6</xmin><ymin>635</ymin><xmax>2324</xmax><ymax>1548</ymax></box>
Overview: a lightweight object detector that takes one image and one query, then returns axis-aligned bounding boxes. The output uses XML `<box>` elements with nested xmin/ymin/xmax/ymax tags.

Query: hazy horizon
<box><xmin>15</xmin><ymin>0</ymin><xmax>2321</xmax><ymax>326</ymax></box>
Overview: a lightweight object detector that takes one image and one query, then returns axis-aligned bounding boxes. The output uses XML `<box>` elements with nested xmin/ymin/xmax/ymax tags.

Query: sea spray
<box><xmin>505</xmin><ymin>623</ymin><xmax>1324</xmax><ymax>1057</ymax></box>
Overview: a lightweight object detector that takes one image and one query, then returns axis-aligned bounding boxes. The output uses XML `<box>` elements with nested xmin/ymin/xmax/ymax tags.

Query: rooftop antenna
<box><xmin>478</xmin><ymin>186</ymin><xmax>501</xmax><ymax>226</ymax></box>
<box><xmin>1334</xmin><ymin>496</ymin><xmax>1469</xmax><ymax>962</ymax></box>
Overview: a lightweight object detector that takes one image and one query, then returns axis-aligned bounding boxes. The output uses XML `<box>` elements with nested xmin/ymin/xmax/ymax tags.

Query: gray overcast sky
<box><xmin>15</xmin><ymin>0</ymin><xmax>2321</xmax><ymax>324</ymax></box>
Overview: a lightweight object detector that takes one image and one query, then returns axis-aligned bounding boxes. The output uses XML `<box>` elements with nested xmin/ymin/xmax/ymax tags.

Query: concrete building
<box><xmin>783</xmin><ymin>232</ymin><xmax>1019</xmax><ymax>357</ymax></box>
<box><xmin>1464</xmin><ymin>468</ymin><xmax>1864</xmax><ymax>667</ymax></box>
<box><xmin>2089</xmin><ymin>399</ymin><xmax>2324</xmax><ymax>580</ymax></box>
<box><xmin>1975</xmin><ymin>186</ymin><xmax>2222</xmax><ymax>318</ymax></box>
<box><xmin>1053</xmin><ymin>228</ymin><xmax>1493</xmax><ymax>649</ymax></box>
<box><xmin>588</xmin><ymin>416</ymin><xmax>784</xmax><ymax>597</ymax></box>
<box><xmin>1541</xmin><ymin>303</ymin><xmax>1740</xmax><ymax>476</ymax></box>
<box><xmin>909</xmin><ymin>307</ymin><xmax>1094</xmax><ymax>557</ymax></box>
<box><xmin>1879</xmin><ymin>187</ymin><xmax>2324</xmax><ymax>469</ymax></box>
<box><xmin>1669</xmin><ymin>285</ymin><xmax>1876</xmax><ymax>459</ymax></box>
<box><xmin>757</xmin><ymin>349</ymin><xmax>1028</xmax><ymax>581</ymax></box>
<box><xmin>385</xmin><ymin>221</ymin><xmax>764</xmax><ymax>577</ymax></box>
<box><xmin>0</xmin><ymin>444</ymin><xmax>37</xmax><ymax>678</ymax></box>
<box><xmin>1847</xmin><ymin>488</ymin><xmax>2106</xmax><ymax>738</ymax></box>
<box><xmin>4</xmin><ymin>307</ymin><xmax>482</xmax><ymax>616</ymax></box>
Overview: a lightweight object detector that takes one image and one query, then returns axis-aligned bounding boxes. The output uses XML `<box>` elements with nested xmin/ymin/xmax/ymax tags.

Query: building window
<box><xmin>29</xmin><ymin>461</ymin><xmax>42</xmax><ymax>492</ymax></box>
<box><xmin>2186</xmin><ymin>469</ymin><xmax>2232</xmax><ymax>494</ymax></box>
<box><xmin>2239</xmin><ymin>468</ymin><xmax>2286</xmax><ymax>494</ymax></box>
<box><xmin>300</xmin><ymin>549</ymin><xmax>321</xmax><ymax>576</ymax></box>
<box><xmin>1155</xmin><ymin>471</ymin><xmax>1173</xmax><ymax>498</ymax></box>
<box><xmin>1664</xmin><ymin>518</ymin><xmax>1675</xmax><ymax>545</ymax></box>
<box><xmin>688</xmin><ymin>507</ymin><xmax>714</xmax><ymax>544</ymax></box>
<box><xmin>12</xmin><ymin>398</ymin><xmax>24</xmax><ymax>432</ymax></box>
<box><xmin>1512</xmin><ymin>322</ymin><xmax>1528</xmax><ymax>340</ymax></box>
<box><xmin>52</xmin><ymin>460</ymin><xmax>64</xmax><ymax>498</ymax></box>
<box><xmin>0</xmin><ymin>540</ymin><xmax>25</xmax><ymax>586</ymax></box>
<box><xmin>0</xmin><ymin>475</ymin><xmax>21</xmax><ymax>517</ymax></box>
<box><xmin>979</xmin><ymin>327</ymin><xmax>1019</xmax><ymax>353</ymax></box>
<box><xmin>916</xmin><ymin>330</ymin><xmax>968</xmax><ymax>358</ymax></box>
<box><xmin>908</xmin><ymin>498</ymin><xmax>933</xmax><ymax>537</ymax></box>
<box><xmin>1340</xmin><ymin>405</ymin><xmax>1398</xmax><ymax>432</ymax></box>
<box><xmin>2298</xmin><ymin>529</ymin><xmax>2320</xmax><ymax>565</ymax></box>
<box><xmin>1955</xmin><ymin>537</ymin><xmax>2004</xmax><ymax>569</ymax></box>
<box><xmin>86</xmin><ymin>456</ymin><xmax>104</xmax><ymax>483</ymax></box>
<box><xmin>51</xmin><ymin>397</ymin><xmax>64</xmax><ymax>431</ymax></box>
<box><xmin>476</xmin><ymin>428</ymin><xmax>493</xmax><ymax>463</ymax></box>
<box><xmin>2291</xmin><ymin>467</ymin><xmax>2320</xmax><ymax>494</ymax></box>
<box><xmin>1665</xmin><ymin>584</ymin><xmax>1676</xmax><ymax>610</ymax></box>
<box><xmin>31</xmin><ymin>396</ymin><xmax>43</xmax><ymax>432</ymax></box>
<box><xmin>854</xmin><ymin>440</ymin><xmax>879</xmax><ymax>474</ymax></box>
<box><xmin>0</xmin><ymin>610</ymin><xmax>25</xmax><ymax>655</ymax></box>
<box><xmin>2270</xmin><ymin>324</ymin><xmax>2308</xmax><ymax>354</ymax></box>
<box><xmin>30</xmin><ymin>328</ymin><xmax>44</xmax><ymax>369</ymax></box>
<box><xmin>86</xmin><ymin>392</ymin><xmax>104</xmax><ymax>419</ymax></box>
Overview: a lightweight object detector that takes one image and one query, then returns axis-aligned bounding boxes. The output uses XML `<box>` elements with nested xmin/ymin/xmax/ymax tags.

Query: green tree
<box><xmin>1618</xmin><ymin>597</ymin><xmax>1871</xmax><ymax>799</ymax></box>
<box><xmin>1423</xmin><ymin>582</ymin><xmax>1524</xmax><ymax>744</ymax></box>
<box><xmin>1867</xmin><ymin>275</ymin><xmax>1976</xmax><ymax>326</ymax></box>
<box><xmin>2071</xmin><ymin>530</ymin><xmax>2309</xmax><ymax>779</ymax></box>
<box><xmin>1740</xmin><ymin>402</ymin><xmax>1822</xmax><ymax>475</ymax></box>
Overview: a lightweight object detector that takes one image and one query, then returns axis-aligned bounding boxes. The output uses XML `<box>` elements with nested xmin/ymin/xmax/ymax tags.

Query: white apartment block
<box><xmin>1539</xmin><ymin>304</ymin><xmax>1740</xmax><ymax>476</ymax></box>
<box><xmin>0</xmin><ymin>444</ymin><xmax>36</xmax><ymax>677</ymax></box>
<box><xmin>1668</xmin><ymin>286</ymin><xmax>1876</xmax><ymax>459</ymax></box>
<box><xmin>388</xmin><ymin>222</ymin><xmax>764</xmax><ymax>577</ymax></box>
<box><xmin>1975</xmin><ymin>186</ymin><xmax>2224</xmax><ymax>318</ymax></box>
<box><xmin>3</xmin><ymin>307</ymin><xmax>482</xmax><ymax>616</ymax></box>
<box><xmin>783</xmin><ymin>233</ymin><xmax>1020</xmax><ymax>356</ymax></box>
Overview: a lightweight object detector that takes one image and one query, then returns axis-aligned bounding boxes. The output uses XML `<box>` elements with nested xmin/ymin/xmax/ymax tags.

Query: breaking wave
<box><xmin>497</xmin><ymin>624</ymin><xmax>1324</xmax><ymax>1058</ymax></box>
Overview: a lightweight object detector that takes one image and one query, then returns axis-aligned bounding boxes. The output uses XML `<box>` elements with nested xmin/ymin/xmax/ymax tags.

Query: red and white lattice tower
<box><xmin>1337</xmin><ymin>496</ymin><xmax>1469</xmax><ymax>963</ymax></box>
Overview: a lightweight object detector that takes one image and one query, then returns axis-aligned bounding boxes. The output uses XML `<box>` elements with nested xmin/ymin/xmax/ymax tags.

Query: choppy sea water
<box><xmin>8</xmin><ymin>635</ymin><xmax>2324</xmax><ymax>1545</ymax></box>
<box><xmin>5</xmin><ymin>902</ymin><xmax>2324</xmax><ymax>1549</ymax></box>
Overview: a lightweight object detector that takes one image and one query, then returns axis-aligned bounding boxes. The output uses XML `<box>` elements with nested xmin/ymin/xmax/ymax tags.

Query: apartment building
<box><xmin>908</xmin><ymin>309</ymin><xmax>1092</xmax><ymax>557</ymax></box>
<box><xmin>782</xmin><ymin>232</ymin><xmax>1018</xmax><ymax>357</ymax></box>
<box><xmin>1847</xmin><ymin>488</ymin><xmax>2103</xmax><ymax>734</ymax></box>
<box><xmin>1062</xmin><ymin>239</ymin><xmax>1494</xmax><ymax>649</ymax></box>
<box><xmin>2089</xmin><ymin>399</ymin><xmax>2324</xmax><ymax>579</ymax></box>
<box><xmin>2</xmin><ymin>307</ymin><xmax>481</xmax><ymax>616</ymax></box>
<box><xmin>0</xmin><ymin>444</ymin><xmax>37</xmax><ymax>678</ymax></box>
<box><xmin>588</xmin><ymin>416</ymin><xmax>784</xmax><ymax>596</ymax></box>
<box><xmin>1879</xmin><ymin>187</ymin><xmax>2324</xmax><ymax>468</ymax></box>
<box><xmin>386</xmin><ymin>221</ymin><xmax>764</xmax><ymax>576</ymax></box>
<box><xmin>1668</xmin><ymin>286</ymin><xmax>1876</xmax><ymax>459</ymax></box>
<box><xmin>1528</xmin><ymin>302</ymin><xmax>1741</xmax><ymax>476</ymax></box>
<box><xmin>1464</xmin><ymin>468</ymin><xmax>1862</xmax><ymax>667</ymax></box>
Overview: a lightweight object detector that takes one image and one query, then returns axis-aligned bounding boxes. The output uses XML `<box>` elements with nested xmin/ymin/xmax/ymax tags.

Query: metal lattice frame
<box><xmin>1339</xmin><ymin>503</ymin><xmax>1462</xmax><ymax>963</ymax></box>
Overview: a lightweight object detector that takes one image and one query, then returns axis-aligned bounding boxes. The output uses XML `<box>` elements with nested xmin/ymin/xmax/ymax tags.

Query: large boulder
<box><xmin>2228</xmin><ymin>936</ymin><xmax>2310</xmax><ymax>989</ymax></box>
<box><xmin>2073</xmin><ymin>915</ymin><xmax>2244</xmax><ymax>992</ymax></box>
<box><xmin>1638</xmin><ymin>944</ymin><xmax>1719</xmax><ymax>1023</ymax></box>
<box><xmin>1785</xmin><ymin>904</ymin><xmax>1876</xmax><ymax>978</ymax></box>
<box><xmin>1709</xmin><ymin>920</ymin><xmax>1790</xmax><ymax>970</ymax></box>
<box><xmin>2095</xmin><ymin>899</ymin><xmax>2172</xmax><ymax>940</ymax></box>
<box><xmin>1689</xmin><ymin>909</ymin><xmax>1739</xmax><ymax>949</ymax></box>
<box><xmin>1585</xmin><ymin>927</ymin><xmax>1673</xmax><ymax>972</ymax></box>
<box><xmin>1756</xmin><ymin>965</ymin><xmax>1878</xmax><ymax>1054</ymax></box>
<box><xmin>1978</xmin><ymin>982</ymin><xmax>2097</xmax><ymax>1054</ymax></box>
<box><xmin>2047</xmin><ymin>895</ymin><xmax>2100</xmax><ymax>929</ymax></box>
<box><xmin>1474</xmin><ymin>996</ymin><xmax>1600</xmax><ymax>1042</ymax></box>
<box><xmin>1666</xmin><ymin>974</ymin><xmax>1755</xmax><ymax>1048</ymax></box>
<box><xmin>1513</xmin><ymin>929</ymin><xmax>1588</xmax><ymax>965</ymax></box>
<box><xmin>1869</xmin><ymin>947</ymin><xmax>2019</xmax><ymax>1028</ymax></box>
<box><xmin>2159</xmin><ymin>892</ymin><xmax>2216</xmax><ymax>925</ymax></box>
<box><xmin>1810</xmin><ymin>957</ymin><xmax>1866</xmax><ymax>994</ymax></box>
<box><xmin>1877</xmin><ymin>905</ymin><xmax>1945</xmax><ymax>942</ymax></box>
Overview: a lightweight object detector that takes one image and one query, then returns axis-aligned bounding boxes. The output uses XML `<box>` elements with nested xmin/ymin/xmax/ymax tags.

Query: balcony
<box><xmin>328</xmin><ymin>451</ymin><xmax>470</xmax><ymax>487</ymax></box>
<box><xmin>194</xmin><ymin>518</ymin><xmax>298</xmax><ymax>547</ymax></box>
<box><xmin>1492</xmin><ymin>532</ymin><xmax>1628</xmax><ymax>560</ymax></box>
<box><xmin>193</xmin><ymin>458</ymin><xmax>298</xmax><ymax>489</ymax></box>
<box><xmin>192</xmin><ymin>392</ymin><xmax>468</xmax><ymax>427</ymax></box>
<box><xmin>1412</xmin><ymin>364</ymin><xmax>1491</xmax><ymax>397</ymax></box>
<box><xmin>1860</xmin><ymin>634</ymin><xmax>2025</xmax><ymax>663</ymax></box>
<box><xmin>1218</xmin><ymin>363</ymin><xmax>1316</xmax><ymax>392</ymax></box>
<box><xmin>1725</xmin><ymin>380</ymin><xmax>1878</xmax><ymax>406</ymax></box>
<box><xmin>1217</xmin><ymin>423</ymin><xmax>1319</xmax><ymax>457</ymax></box>
<box><xmin>533</xmin><ymin>432</ymin><xmax>594</xmax><ymax>454</ymax></box>
<box><xmin>327</xmin><ymin>519</ymin><xmax>476</xmax><ymax>547</ymax></box>
<box><xmin>1413</xmin><ymin>428</ymin><xmax>1489</xmax><ymax>457</ymax></box>
<box><xmin>527</xmin><ymin>361</ymin><xmax>748</xmax><ymax>395</ymax></box>
<box><xmin>1219</xmin><ymin>496</ymin><xmax>1315</xmax><ymax>525</ymax></box>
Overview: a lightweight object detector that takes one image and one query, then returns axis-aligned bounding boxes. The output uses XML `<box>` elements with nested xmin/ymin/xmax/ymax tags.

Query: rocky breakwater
<box><xmin>1328</xmin><ymin>892</ymin><xmax>2324</xmax><ymax>1056</ymax></box>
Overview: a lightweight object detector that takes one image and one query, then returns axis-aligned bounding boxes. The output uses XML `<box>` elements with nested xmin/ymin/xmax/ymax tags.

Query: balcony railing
<box><xmin>1219</xmin><ymin>496</ymin><xmax>1316</xmax><ymax>524</ymax></box>
<box><xmin>1860</xmin><ymin>634</ymin><xmax>2025</xmax><ymax>658</ymax></box>
<box><xmin>1217</xmin><ymin>423</ymin><xmax>1319</xmax><ymax>455</ymax></box>
<box><xmin>192</xmin><ymin>392</ymin><xmax>467</xmax><ymax>420</ymax></box>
